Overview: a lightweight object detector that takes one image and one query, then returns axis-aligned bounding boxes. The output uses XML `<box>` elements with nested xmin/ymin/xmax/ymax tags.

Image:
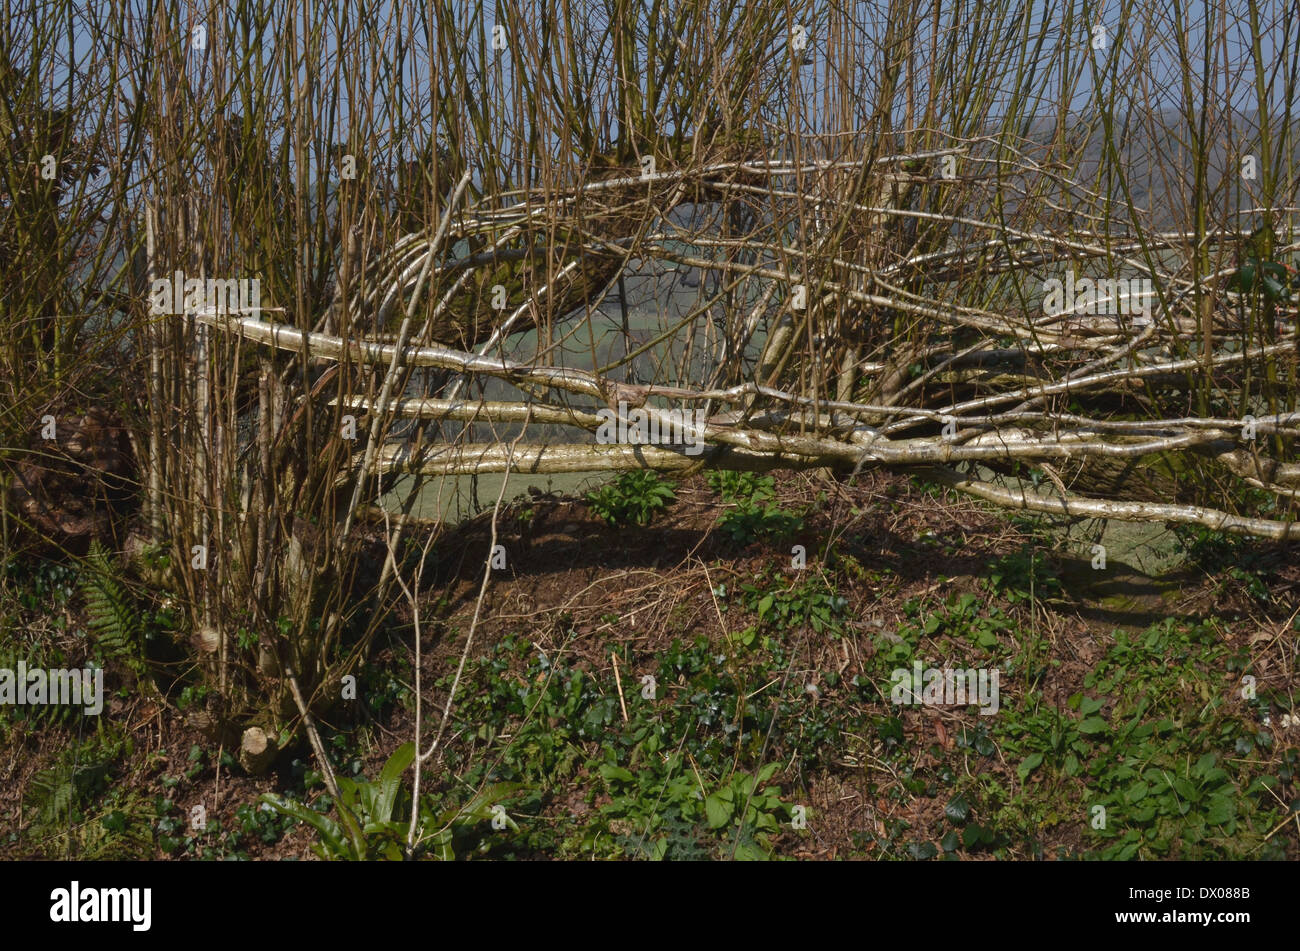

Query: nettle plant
<box><xmin>586</xmin><ymin>471</ymin><xmax>677</xmax><ymax>527</ymax></box>
<box><xmin>708</xmin><ymin>471</ymin><xmax>803</xmax><ymax>545</ymax></box>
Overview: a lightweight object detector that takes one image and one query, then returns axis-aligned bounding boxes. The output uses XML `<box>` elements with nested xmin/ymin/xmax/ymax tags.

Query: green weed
<box><xmin>586</xmin><ymin>471</ymin><xmax>677</xmax><ymax>527</ymax></box>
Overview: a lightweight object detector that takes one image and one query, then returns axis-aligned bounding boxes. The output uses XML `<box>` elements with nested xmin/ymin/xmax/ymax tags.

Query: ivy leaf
<box><xmin>944</xmin><ymin>794</ymin><xmax>971</xmax><ymax>823</ymax></box>
<box><xmin>962</xmin><ymin>824</ymin><xmax>992</xmax><ymax>849</ymax></box>
<box><xmin>1228</xmin><ymin>259</ymin><xmax>1257</xmax><ymax>291</ymax></box>
<box><xmin>907</xmin><ymin>841</ymin><xmax>938</xmax><ymax>859</ymax></box>
<box><xmin>1261</xmin><ymin>275</ymin><xmax>1288</xmax><ymax>300</ymax></box>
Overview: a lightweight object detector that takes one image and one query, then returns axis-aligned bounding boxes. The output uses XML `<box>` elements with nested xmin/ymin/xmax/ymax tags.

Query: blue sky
<box><xmin>22</xmin><ymin>0</ymin><xmax>1296</xmax><ymax>185</ymax></box>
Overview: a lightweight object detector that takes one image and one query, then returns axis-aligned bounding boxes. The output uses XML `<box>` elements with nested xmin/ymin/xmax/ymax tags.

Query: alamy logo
<box><xmin>1042</xmin><ymin>269</ymin><xmax>1152</xmax><ymax>324</ymax></box>
<box><xmin>49</xmin><ymin>881</ymin><xmax>151</xmax><ymax>931</ymax></box>
<box><xmin>596</xmin><ymin>401</ymin><xmax>707</xmax><ymax>456</ymax></box>
<box><xmin>890</xmin><ymin>662</ymin><xmax>1000</xmax><ymax>715</ymax></box>
<box><xmin>150</xmin><ymin>270</ymin><xmax>261</xmax><ymax>317</ymax></box>
<box><xmin>0</xmin><ymin>661</ymin><xmax>103</xmax><ymax>715</ymax></box>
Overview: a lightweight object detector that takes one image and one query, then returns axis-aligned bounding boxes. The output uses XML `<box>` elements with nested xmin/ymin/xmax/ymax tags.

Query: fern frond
<box><xmin>79</xmin><ymin>541</ymin><xmax>144</xmax><ymax>674</ymax></box>
<box><xmin>0</xmin><ymin>646</ymin><xmax>76</xmax><ymax>726</ymax></box>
